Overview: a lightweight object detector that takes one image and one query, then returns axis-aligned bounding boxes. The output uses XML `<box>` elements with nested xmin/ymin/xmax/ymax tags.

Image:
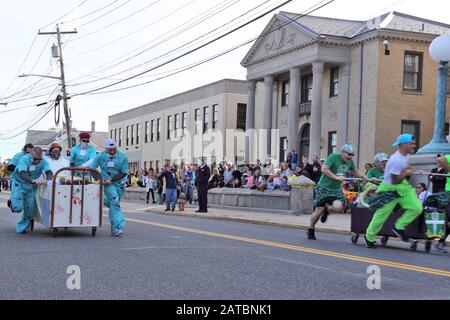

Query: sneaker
<box><xmin>171</xmin><ymin>208</ymin><xmax>175</xmax><ymax>212</ymax></box>
<box><xmin>7</xmin><ymin>199</ymin><xmax>11</xmax><ymax>208</ymax></box>
<box><xmin>364</xmin><ymin>236</ymin><xmax>377</xmax><ymax>249</ymax></box>
<box><xmin>112</xmin><ymin>229</ymin><xmax>123</xmax><ymax>237</ymax></box>
<box><xmin>392</xmin><ymin>227</ymin><xmax>409</xmax><ymax>242</ymax></box>
<box><xmin>307</xmin><ymin>228</ymin><xmax>316</xmax><ymax>240</ymax></box>
<box><xmin>320</xmin><ymin>207</ymin><xmax>329</xmax><ymax>223</ymax></box>
<box><xmin>434</xmin><ymin>241</ymin><xmax>448</xmax><ymax>254</ymax></box>
<box><xmin>164</xmin><ymin>208</ymin><xmax>170</xmax><ymax>211</ymax></box>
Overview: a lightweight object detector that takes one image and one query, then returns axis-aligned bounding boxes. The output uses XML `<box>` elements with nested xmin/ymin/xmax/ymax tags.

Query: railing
<box><xmin>299</xmin><ymin>102</ymin><xmax>311</xmax><ymax>116</ymax></box>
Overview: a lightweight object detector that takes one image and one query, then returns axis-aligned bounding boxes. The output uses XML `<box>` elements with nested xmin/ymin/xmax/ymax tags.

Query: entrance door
<box><xmin>299</xmin><ymin>124</ymin><xmax>310</xmax><ymax>160</ymax></box>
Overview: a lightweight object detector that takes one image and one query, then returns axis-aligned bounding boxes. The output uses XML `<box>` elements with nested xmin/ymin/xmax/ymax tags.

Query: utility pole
<box><xmin>38</xmin><ymin>25</ymin><xmax>77</xmax><ymax>149</ymax></box>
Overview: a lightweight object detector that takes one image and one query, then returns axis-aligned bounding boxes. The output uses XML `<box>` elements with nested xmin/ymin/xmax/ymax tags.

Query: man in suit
<box><xmin>196</xmin><ymin>157</ymin><xmax>211</xmax><ymax>213</ymax></box>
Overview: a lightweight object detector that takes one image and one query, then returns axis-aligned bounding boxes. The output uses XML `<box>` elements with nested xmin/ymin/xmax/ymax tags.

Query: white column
<box><xmin>245</xmin><ymin>80</ymin><xmax>256</xmax><ymax>162</ymax></box>
<box><xmin>261</xmin><ymin>75</ymin><xmax>274</xmax><ymax>160</ymax></box>
<box><xmin>287</xmin><ymin>68</ymin><xmax>301</xmax><ymax>153</ymax></box>
<box><xmin>271</xmin><ymin>81</ymin><xmax>278</xmax><ymax>161</ymax></box>
<box><xmin>310</xmin><ymin>61</ymin><xmax>324</xmax><ymax>159</ymax></box>
<box><xmin>337</xmin><ymin>64</ymin><xmax>351</xmax><ymax>149</ymax></box>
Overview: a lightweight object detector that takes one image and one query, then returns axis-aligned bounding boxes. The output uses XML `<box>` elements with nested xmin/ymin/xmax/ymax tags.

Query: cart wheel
<box><xmin>410</xmin><ymin>240</ymin><xmax>418</xmax><ymax>251</ymax></box>
<box><xmin>351</xmin><ymin>234</ymin><xmax>359</xmax><ymax>244</ymax></box>
<box><xmin>92</xmin><ymin>227</ymin><xmax>97</xmax><ymax>237</ymax></box>
<box><xmin>30</xmin><ymin>220</ymin><xmax>34</xmax><ymax>231</ymax></box>
<box><xmin>52</xmin><ymin>228</ymin><xmax>57</xmax><ymax>238</ymax></box>
<box><xmin>64</xmin><ymin>227</ymin><xmax>68</xmax><ymax>230</ymax></box>
<box><xmin>425</xmin><ymin>241</ymin><xmax>432</xmax><ymax>253</ymax></box>
<box><xmin>381</xmin><ymin>236</ymin><xmax>389</xmax><ymax>246</ymax></box>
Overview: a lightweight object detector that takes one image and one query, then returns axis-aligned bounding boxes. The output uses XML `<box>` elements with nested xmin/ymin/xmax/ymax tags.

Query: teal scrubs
<box><xmin>69</xmin><ymin>144</ymin><xmax>97</xmax><ymax>167</ymax></box>
<box><xmin>12</xmin><ymin>154</ymin><xmax>51</xmax><ymax>233</ymax></box>
<box><xmin>90</xmin><ymin>150</ymin><xmax>128</xmax><ymax>234</ymax></box>
<box><xmin>9</xmin><ymin>152</ymin><xmax>27</xmax><ymax>193</ymax></box>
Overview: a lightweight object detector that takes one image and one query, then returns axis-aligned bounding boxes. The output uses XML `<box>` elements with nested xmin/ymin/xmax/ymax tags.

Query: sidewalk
<box><xmin>142</xmin><ymin>202</ymin><xmax>351</xmax><ymax>235</ymax></box>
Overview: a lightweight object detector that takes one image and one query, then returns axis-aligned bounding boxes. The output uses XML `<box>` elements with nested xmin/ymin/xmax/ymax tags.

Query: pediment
<box><xmin>241</xmin><ymin>15</ymin><xmax>317</xmax><ymax>67</ymax></box>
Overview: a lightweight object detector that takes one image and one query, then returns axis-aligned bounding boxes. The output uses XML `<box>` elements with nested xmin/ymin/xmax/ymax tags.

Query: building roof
<box><xmin>278</xmin><ymin>11</ymin><xmax>450</xmax><ymax>38</ymax></box>
<box><xmin>25</xmin><ymin>130</ymin><xmax>59</xmax><ymax>148</ymax></box>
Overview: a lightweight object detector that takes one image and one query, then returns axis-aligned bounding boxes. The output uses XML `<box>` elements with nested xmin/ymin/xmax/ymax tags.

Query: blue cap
<box><xmin>392</xmin><ymin>133</ymin><xmax>415</xmax><ymax>147</ymax></box>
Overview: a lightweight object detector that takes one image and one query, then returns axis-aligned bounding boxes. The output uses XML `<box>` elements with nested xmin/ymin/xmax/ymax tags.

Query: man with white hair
<box><xmin>88</xmin><ymin>139</ymin><xmax>128</xmax><ymax>237</ymax></box>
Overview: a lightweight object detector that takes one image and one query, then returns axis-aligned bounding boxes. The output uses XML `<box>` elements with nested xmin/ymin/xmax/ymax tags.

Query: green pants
<box><xmin>365</xmin><ymin>180</ymin><xmax>423</xmax><ymax>242</ymax></box>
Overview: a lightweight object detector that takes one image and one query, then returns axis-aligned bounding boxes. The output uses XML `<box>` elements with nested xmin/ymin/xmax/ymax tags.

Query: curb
<box><xmin>143</xmin><ymin>208</ymin><xmax>351</xmax><ymax>236</ymax></box>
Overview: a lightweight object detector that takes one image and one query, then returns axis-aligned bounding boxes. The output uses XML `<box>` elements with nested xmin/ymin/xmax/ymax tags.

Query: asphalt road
<box><xmin>0</xmin><ymin>193</ymin><xmax>449</xmax><ymax>300</ymax></box>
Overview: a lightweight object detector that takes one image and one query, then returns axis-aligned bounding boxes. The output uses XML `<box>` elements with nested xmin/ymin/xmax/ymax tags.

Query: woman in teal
<box><xmin>11</xmin><ymin>147</ymin><xmax>53</xmax><ymax>233</ymax></box>
<box><xmin>88</xmin><ymin>139</ymin><xmax>128</xmax><ymax>237</ymax></box>
<box><xmin>69</xmin><ymin>132</ymin><xmax>97</xmax><ymax>167</ymax></box>
<box><xmin>6</xmin><ymin>143</ymin><xmax>34</xmax><ymax>208</ymax></box>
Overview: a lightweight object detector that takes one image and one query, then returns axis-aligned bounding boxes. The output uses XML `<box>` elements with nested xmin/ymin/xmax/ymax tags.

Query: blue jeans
<box><xmin>184</xmin><ymin>184</ymin><xmax>193</xmax><ymax>204</ymax></box>
<box><xmin>166</xmin><ymin>188</ymin><xmax>177</xmax><ymax>209</ymax></box>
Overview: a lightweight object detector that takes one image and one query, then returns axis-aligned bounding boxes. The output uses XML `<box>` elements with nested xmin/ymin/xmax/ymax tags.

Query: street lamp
<box><xmin>418</xmin><ymin>35</ymin><xmax>450</xmax><ymax>154</ymax></box>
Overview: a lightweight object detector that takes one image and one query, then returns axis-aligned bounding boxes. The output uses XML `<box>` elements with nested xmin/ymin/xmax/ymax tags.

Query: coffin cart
<box><xmin>32</xmin><ymin>167</ymin><xmax>103</xmax><ymax>237</ymax></box>
<box><xmin>350</xmin><ymin>206</ymin><xmax>448</xmax><ymax>252</ymax></box>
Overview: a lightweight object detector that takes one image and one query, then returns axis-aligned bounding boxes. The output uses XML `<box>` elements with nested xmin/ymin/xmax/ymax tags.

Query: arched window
<box><xmin>299</xmin><ymin>124</ymin><xmax>310</xmax><ymax>160</ymax></box>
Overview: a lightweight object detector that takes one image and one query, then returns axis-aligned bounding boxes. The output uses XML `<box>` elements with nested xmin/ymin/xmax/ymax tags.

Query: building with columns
<box><xmin>242</xmin><ymin>11</ymin><xmax>450</xmax><ymax>166</ymax></box>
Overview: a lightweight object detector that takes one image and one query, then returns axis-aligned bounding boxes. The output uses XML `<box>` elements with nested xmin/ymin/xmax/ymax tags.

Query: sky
<box><xmin>1</xmin><ymin>0</ymin><xmax>450</xmax><ymax>160</ymax></box>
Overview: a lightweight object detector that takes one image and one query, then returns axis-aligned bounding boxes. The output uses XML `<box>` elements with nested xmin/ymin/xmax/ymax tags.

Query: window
<box><xmin>174</xmin><ymin>113</ymin><xmax>180</xmax><ymax>138</ymax></box>
<box><xmin>155</xmin><ymin>160</ymin><xmax>160</xmax><ymax>173</ymax></box>
<box><xmin>212</xmin><ymin>104</ymin><xmax>218</xmax><ymax>129</ymax></box>
<box><xmin>144</xmin><ymin>121</ymin><xmax>149</xmax><ymax>143</ymax></box>
<box><xmin>157</xmin><ymin>118</ymin><xmax>161</xmax><ymax>141</ymax></box>
<box><xmin>144</xmin><ymin>161</ymin><xmax>147</xmax><ymax>171</ymax></box>
<box><xmin>401</xmin><ymin>120</ymin><xmax>421</xmax><ymax>152</ymax></box>
<box><xmin>301</xmin><ymin>74</ymin><xmax>313</xmax><ymax>103</ymax></box>
<box><xmin>327</xmin><ymin>131</ymin><xmax>337</xmax><ymax>155</ymax></box>
<box><xmin>203</xmin><ymin>106</ymin><xmax>209</xmax><ymax>133</ymax></box>
<box><xmin>194</xmin><ymin>108</ymin><xmax>201</xmax><ymax>134</ymax></box>
<box><xmin>167</xmin><ymin>115</ymin><xmax>173</xmax><ymax>140</ymax></box>
<box><xmin>330</xmin><ymin>67</ymin><xmax>339</xmax><ymax>97</ymax></box>
<box><xmin>182</xmin><ymin>112</ymin><xmax>187</xmax><ymax>136</ymax></box>
<box><xmin>281</xmin><ymin>80</ymin><xmax>289</xmax><ymax>106</ymax></box>
<box><xmin>131</xmin><ymin>124</ymin><xmax>134</xmax><ymax>145</ymax></box>
<box><xmin>236</xmin><ymin>103</ymin><xmax>247</xmax><ymax>131</ymax></box>
<box><xmin>118</xmin><ymin>128</ymin><xmax>122</xmax><ymax>147</ymax></box>
<box><xmin>114</xmin><ymin>129</ymin><xmax>117</xmax><ymax>141</ymax></box>
<box><xmin>136</xmin><ymin>123</ymin><xmax>140</xmax><ymax>145</ymax></box>
<box><xmin>403</xmin><ymin>52</ymin><xmax>423</xmax><ymax>91</ymax></box>
<box><xmin>149</xmin><ymin>161</ymin><xmax>153</xmax><ymax>170</ymax></box>
<box><xmin>110</xmin><ymin>130</ymin><xmax>113</xmax><ymax>138</ymax></box>
<box><xmin>126</xmin><ymin>126</ymin><xmax>130</xmax><ymax>146</ymax></box>
<box><xmin>150</xmin><ymin>120</ymin><xmax>155</xmax><ymax>142</ymax></box>
<box><xmin>280</xmin><ymin>137</ymin><xmax>288</xmax><ymax>163</ymax></box>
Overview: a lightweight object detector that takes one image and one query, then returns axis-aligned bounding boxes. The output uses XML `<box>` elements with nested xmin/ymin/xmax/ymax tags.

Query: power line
<box><xmin>64</xmin><ymin>0</ymin><xmax>240</xmax><ymax>81</ymax></box>
<box><xmin>71</xmin><ymin>0</ymin><xmax>297</xmax><ymax>96</ymax></box>
<box><xmin>39</xmin><ymin>0</ymin><xmax>89</xmax><ymax>30</ymax></box>
<box><xmin>61</xmin><ymin>0</ymin><xmax>122</xmax><ymax>24</ymax></box>
<box><xmin>65</xmin><ymin>0</ymin><xmax>198</xmax><ymax>61</ymax></box>
<box><xmin>77</xmin><ymin>0</ymin><xmax>132</xmax><ymax>28</ymax></box>
<box><xmin>67</xmin><ymin>0</ymin><xmax>277</xmax><ymax>87</ymax></box>
<box><xmin>72</xmin><ymin>0</ymin><xmax>335</xmax><ymax>96</ymax></box>
<box><xmin>69</xmin><ymin>0</ymin><xmax>162</xmax><ymax>43</ymax></box>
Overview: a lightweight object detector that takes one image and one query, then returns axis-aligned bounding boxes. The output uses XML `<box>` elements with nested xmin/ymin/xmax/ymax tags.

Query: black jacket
<box><xmin>197</xmin><ymin>164</ymin><xmax>211</xmax><ymax>185</ymax></box>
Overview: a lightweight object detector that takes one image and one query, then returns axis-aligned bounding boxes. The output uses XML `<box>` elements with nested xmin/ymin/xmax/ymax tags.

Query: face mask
<box><xmin>51</xmin><ymin>150</ymin><xmax>61</xmax><ymax>159</ymax></box>
<box><xmin>81</xmin><ymin>142</ymin><xmax>88</xmax><ymax>149</ymax></box>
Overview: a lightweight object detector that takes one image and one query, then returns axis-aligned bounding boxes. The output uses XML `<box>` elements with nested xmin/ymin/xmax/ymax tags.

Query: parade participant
<box><xmin>68</xmin><ymin>132</ymin><xmax>97</xmax><ymax>167</ymax></box>
<box><xmin>307</xmin><ymin>144</ymin><xmax>364</xmax><ymax>240</ymax></box>
<box><xmin>364</xmin><ymin>134</ymin><xmax>423</xmax><ymax>248</ymax></box>
<box><xmin>196</xmin><ymin>157</ymin><xmax>210</xmax><ymax>213</ymax></box>
<box><xmin>6</xmin><ymin>143</ymin><xmax>34</xmax><ymax>208</ymax></box>
<box><xmin>88</xmin><ymin>139</ymin><xmax>128</xmax><ymax>237</ymax></box>
<box><xmin>367</xmin><ymin>153</ymin><xmax>389</xmax><ymax>181</ymax></box>
<box><xmin>160</xmin><ymin>164</ymin><xmax>179</xmax><ymax>212</ymax></box>
<box><xmin>11</xmin><ymin>147</ymin><xmax>53</xmax><ymax>234</ymax></box>
<box><xmin>45</xmin><ymin>142</ymin><xmax>70</xmax><ymax>178</ymax></box>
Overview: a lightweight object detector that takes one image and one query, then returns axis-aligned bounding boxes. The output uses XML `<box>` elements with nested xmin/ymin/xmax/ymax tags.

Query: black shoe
<box><xmin>307</xmin><ymin>228</ymin><xmax>316</xmax><ymax>240</ymax></box>
<box><xmin>152</xmin><ymin>201</ymin><xmax>156</xmax><ymax>204</ymax></box>
<box><xmin>7</xmin><ymin>199</ymin><xmax>11</xmax><ymax>208</ymax></box>
<box><xmin>392</xmin><ymin>227</ymin><xmax>409</xmax><ymax>242</ymax></box>
<box><xmin>195</xmin><ymin>210</ymin><xmax>201</xmax><ymax>213</ymax></box>
<box><xmin>364</xmin><ymin>236</ymin><xmax>377</xmax><ymax>248</ymax></box>
<box><xmin>320</xmin><ymin>207</ymin><xmax>329</xmax><ymax>223</ymax></box>
<box><xmin>171</xmin><ymin>208</ymin><xmax>175</xmax><ymax>211</ymax></box>
<box><xmin>164</xmin><ymin>208</ymin><xmax>170</xmax><ymax>212</ymax></box>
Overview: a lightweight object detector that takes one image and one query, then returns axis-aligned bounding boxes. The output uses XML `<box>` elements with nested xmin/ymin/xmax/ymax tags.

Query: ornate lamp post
<box><xmin>418</xmin><ymin>35</ymin><xmax>450</xmax><ymax>154</ymax></box>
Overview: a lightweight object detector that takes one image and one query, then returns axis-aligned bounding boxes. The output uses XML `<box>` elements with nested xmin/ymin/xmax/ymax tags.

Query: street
<box><xmin>0</xmin><ymin>193</ymin><xmax>449</xmax><ymax>300</ymax></box>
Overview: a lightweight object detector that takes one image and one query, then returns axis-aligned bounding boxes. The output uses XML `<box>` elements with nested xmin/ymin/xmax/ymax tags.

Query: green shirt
<box><xmin>317</xmin><ymin>153</ymin><xmax>356</xmax><ymax>191</ymax></box>
<box><xmin>445</xmin><ymin>155</ymin><xmax>450</xmax><ymax>191</ymax></box>
<box><xmin>367</xmin><ymin>167</ymin><xmax>384</xmax><ymax>180</ymax></box>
